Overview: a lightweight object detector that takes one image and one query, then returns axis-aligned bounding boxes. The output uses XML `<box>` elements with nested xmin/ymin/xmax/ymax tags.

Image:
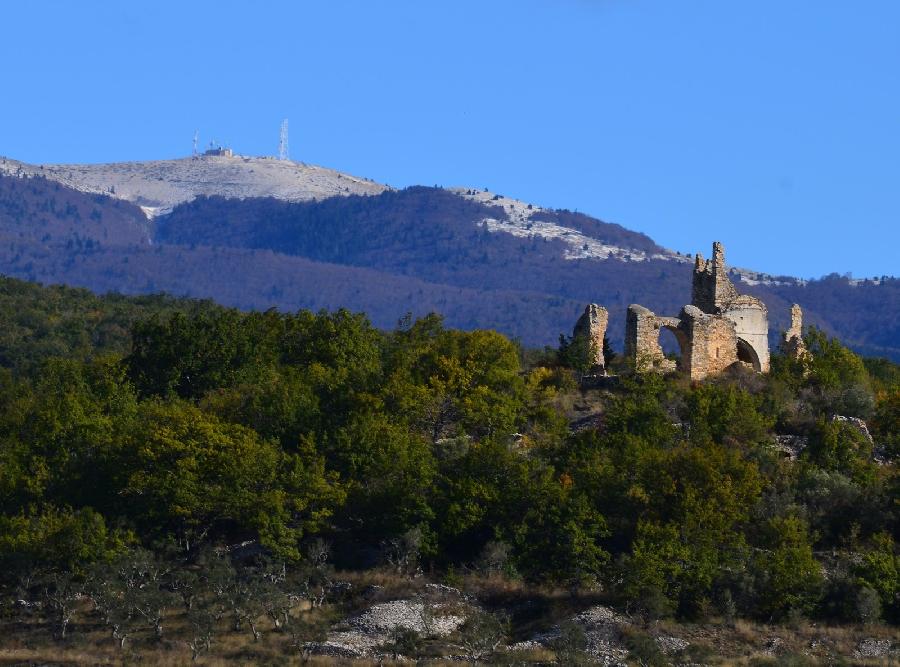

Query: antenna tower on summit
<box><xmin>278</xmin><ymin>119</ymin><xmax>289</xmax><ymax>161</ymax></box>
<box><xmin>192</xmin><ymin>130</ymin><xmax>199</xmax><ymax>157</ymax></box>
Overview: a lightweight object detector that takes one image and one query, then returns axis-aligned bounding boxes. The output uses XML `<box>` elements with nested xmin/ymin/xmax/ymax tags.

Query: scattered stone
<box><xmin>655</xmin><ymin>634</ymin><xmax>689</xmax><ymax>654</ymax></box>
<box><xmin>303</xmin><ymin>640</ymin><xmax>365</xmax><ymax>658</ymax></box>
<box><xmin>350</xmin><ymin>599</ymin><xmax>465</xmax><ymax>637</ymax></box>
<box><xmin>521</xmin><ymin>605</ymin><xmax>629</xmax><ymax>667</ymax></box>
<box><xmin>771</xmin><ymin>434</ymin><xmax>809</xmax><ymax>460</ymax></box>
<box><xmin>831</xmin><ymin>415</ymin><xmax>874</xmax><ymax>443</ymax></box>
<box><xmin>305</xmin><ymin>598</ymin><xmax>467</xmax><ymax>659</ymax></box>
<box><xmin>854</xmin><ymin>638</ymin><xmax>893</xmax><ymax>659</ymax></box>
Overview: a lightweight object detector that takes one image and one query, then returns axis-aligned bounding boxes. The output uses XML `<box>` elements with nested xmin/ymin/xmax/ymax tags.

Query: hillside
<box><xmin>0</xmin><ymin>168</ymin><xmax>896</xmax><ymax>361</ymax></box>
<box><xmin>0</xmin><ymin>276</ymin><xmax>897</xmax><ymax>665</ymax></box>
<box><xmin>0</xmin><ymin>154</ymin><xmax>387</xmax><ymax>216</ymax></box>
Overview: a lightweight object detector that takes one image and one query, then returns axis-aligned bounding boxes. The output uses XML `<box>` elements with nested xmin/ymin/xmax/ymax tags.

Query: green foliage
<box><xmin>0</xmin><ymin>275</ymin><xmax>896</xmax><ymax>630</ymax></box>
<box><xmin>804</xmin><ymin>418</ymin><xmax>875</xmax><ymax>481</ymax></box>
<box><xmin>119</xmin><ymin>401</ymin><xmax>340</xmax><ymax>560</ymax></box>
<box><xmin>558</xmin><ymin>331</ymin><xmax>595</xmax><ymax>373</ymax></box>
<box><xmin>0</xmin><ymin>506</ymin><xmax>129</xmax><ymax>574</ymax></box>
<box><xmin>804</xmin><ymin>327</ymin><xmax>871</xmax><ymax>392</ymax></box>
<box><xmin>751</xmin><ymin>516</ymin><xmax>823</xmax><ymax>619</ymax></box>
<box><xmin>854</xmin><ymin>532</ymin><xmax>899</xmax><ymax>621</ymax></box>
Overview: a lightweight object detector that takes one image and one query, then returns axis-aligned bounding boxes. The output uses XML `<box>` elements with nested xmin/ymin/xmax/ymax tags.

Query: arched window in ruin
<box><xmin>658</xmin><ymin>323</ymin><xmax>689</xmax><ymax>372</ymax></box>
<box><xmin>736</xmin><ymin>337</ymin><xmax>762</xmax><ymax>372</ymax></box>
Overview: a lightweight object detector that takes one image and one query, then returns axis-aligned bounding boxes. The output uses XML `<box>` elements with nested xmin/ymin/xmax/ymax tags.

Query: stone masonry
<box><xmin>621</xmin><ymin>242</ymin><xmax>773</xmax><ymax>381</ymax></box>
<box><xmin>782</xmin><ymin>303</ymin><xmax>809</xmax><ymax>361</ymax></box>
<box><xmin>624</xmin><ymin>305</ymin><xmax>680</xmax><ymax>374</ymax></box>
<box><xmin>573</xmin><ymin>304</ymin><xmax>609</xmax><ymax>373</ymax></box>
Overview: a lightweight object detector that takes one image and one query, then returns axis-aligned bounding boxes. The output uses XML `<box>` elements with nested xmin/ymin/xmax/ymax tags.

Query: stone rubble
<box><xmin>830</xmin><ymin>415</ymin><xmax>874</xmax><ymax>443</ymax></box>
<box><xmin>853</xmin><ymin>638</ymin><xmax>895</xmax><ymax>659</ymax></box>
<box><xmin>511</xmin><ymin>605</ymin><xmax>634</xmax><ymax>667</ymax></box>
<box><xmin>771</xmin><ymin>435</ymin><xmax>809</xmax><ymax>460</ymax></box>
<box><xmin>306</xmin><ymin>597</ymin><xmax>467</xmax><ymax>659</ymax></box>
<box><xmin>655</xmin><ymin>634</ymin><xmax>690</xmax><ymax>654</ymax></box>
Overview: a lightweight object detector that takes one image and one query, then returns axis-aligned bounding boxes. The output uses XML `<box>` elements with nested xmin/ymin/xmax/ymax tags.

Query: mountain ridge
<box><xmin>0</xmin><ymin>160</ymin><xmax>896</xmax><ymax>360</ymax></box>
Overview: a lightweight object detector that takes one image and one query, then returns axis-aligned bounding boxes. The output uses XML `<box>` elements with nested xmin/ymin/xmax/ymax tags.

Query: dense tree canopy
<box><xmin>0</xmin><ymin>275</ymin><xmax>896</xmax><ymax>629</ymax></box>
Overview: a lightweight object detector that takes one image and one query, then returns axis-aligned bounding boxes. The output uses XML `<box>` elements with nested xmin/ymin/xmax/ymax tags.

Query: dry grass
<box><xmin>2</xmin><ymin>572</ymin><xmax>896</xmax><ymax>666</ymax></box>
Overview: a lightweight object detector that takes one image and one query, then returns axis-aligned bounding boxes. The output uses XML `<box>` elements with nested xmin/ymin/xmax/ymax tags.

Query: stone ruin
<box><xmin>572</xmin><ymin>303</ymin><xmax>609</xmax><ymax>374</ymax></box>
<box><xmin>573</xmin><ymin>241</ymin><xmax>807</xmax><ymax>381</ymax></box>
<box><xmin>782</xmin><ymin>303</ymin><xmax>810</xmax><ymax>361</ymax></box>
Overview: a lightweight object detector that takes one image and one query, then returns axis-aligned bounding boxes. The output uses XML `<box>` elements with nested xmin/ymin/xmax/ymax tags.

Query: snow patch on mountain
<box><xmin>451</xmin><ymin>187</ymin><xmax>688</xmax><ymax>264</ymax></box>
<box><xmin>0</xmin><ymin>154</ymin><xmax>388</xmax><ymax>214</ymax></box>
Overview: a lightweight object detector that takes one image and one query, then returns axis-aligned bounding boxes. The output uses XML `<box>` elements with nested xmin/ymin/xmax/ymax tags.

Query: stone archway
<box><xmin>659</xmin><ymin>323</ymin><xmax>689</xmax><ymax>371</ymax></box>
<box><xmin>736</xmin><ymin>337</ymin><xmax>762</xmax><ymax>371</ymax></box>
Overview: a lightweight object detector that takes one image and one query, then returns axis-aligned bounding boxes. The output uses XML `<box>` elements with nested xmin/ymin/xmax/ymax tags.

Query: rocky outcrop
<box><xmin>771</xmin><ymin>435</ymin><xmax>809</xmax><ymax>460</ymax></box>
<box><xmin>306</xmin><ymin>596</ymin><xmax>467</xmax><ymax>659</ymax></box>
<box><xmin>831</xmin><ymin>415</ymin><xmax>874</xmax><ymax>443</ymax></box>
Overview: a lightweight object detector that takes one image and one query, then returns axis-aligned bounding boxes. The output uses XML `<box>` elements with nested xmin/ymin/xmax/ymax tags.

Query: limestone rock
<box><xmin>854</xmin><ymin>638</ymin><xmax>895</xmax><ymax>659</ymax></box>
<box><xmin>306</xmin><ymin>597</ymin><xmax>467</xmax><ymax>659</ymax></box>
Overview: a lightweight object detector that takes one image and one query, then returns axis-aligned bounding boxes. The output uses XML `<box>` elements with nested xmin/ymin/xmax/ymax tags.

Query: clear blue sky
<box><xmin>2</xmin><ymin>1</ymin><xmax>897</xmax><ymax>279</ymax></box>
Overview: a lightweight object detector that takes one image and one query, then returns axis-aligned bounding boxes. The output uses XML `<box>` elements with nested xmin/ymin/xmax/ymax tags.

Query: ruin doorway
<box><xmin>658</xmin><ymin>325</ymin><xmax>688</xmax><ymax>371</ymax></box>
<box><xmin>736</xmin><ymin>338</ymin><xmax>762</xmax><ymax>371</ymax></box>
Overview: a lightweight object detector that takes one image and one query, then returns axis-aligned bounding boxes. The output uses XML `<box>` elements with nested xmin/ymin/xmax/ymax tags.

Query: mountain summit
<box><xmin>0</xmin><ymin>153</ymin><xmax>387</xmax><ymax>217</ymax></box>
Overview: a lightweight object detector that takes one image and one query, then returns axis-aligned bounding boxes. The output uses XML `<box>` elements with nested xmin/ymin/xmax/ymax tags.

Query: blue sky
<box><xmin>1</xmin><ymin>0</ymin><xmax>897</xmax><ymax>278</ymax></box>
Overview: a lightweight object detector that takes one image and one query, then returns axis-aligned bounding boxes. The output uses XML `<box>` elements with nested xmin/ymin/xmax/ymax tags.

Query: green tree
<box><xmin>752</xmin><ymin>516</ymin><xmax>823</xmax><ymax>619</ymax></box>
<box><xmin>119</xmin><ymin>401</ymin><xmax>341</xmax><ymax>559</ymax></box>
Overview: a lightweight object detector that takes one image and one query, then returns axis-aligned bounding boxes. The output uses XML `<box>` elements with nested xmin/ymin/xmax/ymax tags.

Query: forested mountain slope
<box><xmin>0</xmin><ymin>172</ymin><xmax>897</xmax><ymax>360</ymax></box>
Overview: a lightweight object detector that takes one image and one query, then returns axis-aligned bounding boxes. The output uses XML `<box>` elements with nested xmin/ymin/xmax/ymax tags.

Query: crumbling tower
<box><xmin>692</xmin><ymin>241</ymin><xmax>740</xmax><ymax>313</ymax></box>
<box><xmin>782</xmin><ymin>303</ymin><xmax>809</xmax><ymax>361</ymax></box>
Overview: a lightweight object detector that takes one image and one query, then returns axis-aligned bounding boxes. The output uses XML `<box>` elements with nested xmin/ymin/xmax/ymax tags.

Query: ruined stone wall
<box><xmin>614</xmin><ymin>242</ymin><xmax>777</xmax><ymax>381</ymax></box>
<box><xmin>681</xmin><ymin>305</ymin><xmax>739</xmax><ymax>380</ymax></box>
<box><xmin>722</xmin><ymin>296</ymin><xmax>770</xmax><ymax>372</ymax></box>
<box><xmin>782</xmin><ymin>303</ymin><xmax>809</xmax><ymax>361</ymax></box>
<box><xmin>625</xmin><ymin>305</ymin><xmax>677</xmax><ymax>373</ymax></box>
<box><xmin>692</xmin><ymin>241</ymin><xmax>739</xmax><ymax>314</ymax></box>
<box><xmin>573</xmin><ymin>303</ymin><xmax>608</xmax><ymax>372</ymax></box>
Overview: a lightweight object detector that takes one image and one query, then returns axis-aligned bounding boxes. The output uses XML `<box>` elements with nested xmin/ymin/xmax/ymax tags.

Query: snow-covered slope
<box><xmin>0</xmin><ymin>154</ymin><xmax>388</xmax><ymax>217</ymax></box>
<box><xmin>0</xmin><ymin>152</ymin><xmax>805</xmax><ymax>287</ymax></box>
<box><xmin>451</xmin><ymin>187</ymin><xmax>807</xmax><ymax>287</ymax></box>
<box><xmin>452</xmin><ymin>187</ymin><xmax>686</xmax><ymax>264</ymax></box>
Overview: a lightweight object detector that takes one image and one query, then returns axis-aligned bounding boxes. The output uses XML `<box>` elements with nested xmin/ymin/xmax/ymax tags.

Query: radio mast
<box><xmin>278</xmin><ymin>119</ymin><xmax>289</xmax><ymax>161</ymax></box>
